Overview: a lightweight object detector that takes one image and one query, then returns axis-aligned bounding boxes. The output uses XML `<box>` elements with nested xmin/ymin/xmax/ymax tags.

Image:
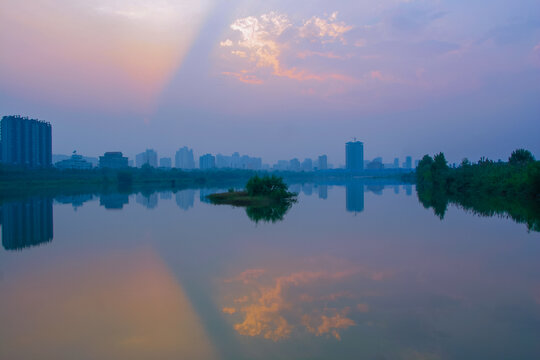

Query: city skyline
<box><xmin>1</xmin><ymin>1</ymin><xmax>538</xmax><ymax>165</ymax></box>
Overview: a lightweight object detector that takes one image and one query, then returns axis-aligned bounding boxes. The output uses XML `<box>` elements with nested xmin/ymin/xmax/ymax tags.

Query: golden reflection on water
<box><xmin>220</xmin><ymin>258</ymin><xmax>389</xmax><ymax>342</ymax></box>
<box><xmin>0</xmin><ymin>248</ymin><xmax>216</xmax><ymax>360</ymax></box>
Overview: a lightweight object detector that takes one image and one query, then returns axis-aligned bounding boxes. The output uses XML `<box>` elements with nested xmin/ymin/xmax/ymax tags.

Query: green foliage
<box><xmin>509</xmin><ymin>149</ymin><xmax>535</xmax><ymax>166</ymax></box>
<box><xmin>245</xmin><ymin>175</ymin><xmax>295</xmax><ymax>199</ymax></box>
<box><xmin>416</xmin><ymin>149</ymin><xmax>540</xmax><ymax>231</ymax></box>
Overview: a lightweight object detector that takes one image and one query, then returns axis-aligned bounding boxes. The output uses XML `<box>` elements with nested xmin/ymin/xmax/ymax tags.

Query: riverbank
<box><xmin>416</xmin><ymin>150</ymin><xmax>540</xmax><ymax>231</ymax></box>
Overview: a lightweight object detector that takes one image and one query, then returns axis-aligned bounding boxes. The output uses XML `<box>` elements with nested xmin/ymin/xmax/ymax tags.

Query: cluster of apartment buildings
<box><xmin>0</xmin><ymin>115</ymin><xmax>416</xmax><ymax>172</ymax></box>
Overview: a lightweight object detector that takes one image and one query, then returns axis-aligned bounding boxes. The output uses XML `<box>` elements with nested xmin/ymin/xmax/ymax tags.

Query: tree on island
<box><xmin>245</xmin><ymin>174</ymin><xmax>295</xmax><ymax>199</ymax></box>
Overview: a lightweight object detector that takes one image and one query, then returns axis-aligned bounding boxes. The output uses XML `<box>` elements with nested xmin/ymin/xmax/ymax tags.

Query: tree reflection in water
<box><xmin>245</xmin><ymin>200</ymin><xmax>294</xmax><ymax>224</ymax></box>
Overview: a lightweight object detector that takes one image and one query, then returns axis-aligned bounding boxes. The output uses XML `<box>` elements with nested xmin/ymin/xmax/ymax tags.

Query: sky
<box><xmin>1</xmin><ymin>0</ymin><xmax>539</xmax><ymax>165</ymax></box>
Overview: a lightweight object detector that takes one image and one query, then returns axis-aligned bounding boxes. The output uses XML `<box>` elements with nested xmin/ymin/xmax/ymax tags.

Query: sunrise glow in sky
<box><xmin>1</xmin><ymin>0</ymin><xmax>539</xmax><ymax>163</ymax></box>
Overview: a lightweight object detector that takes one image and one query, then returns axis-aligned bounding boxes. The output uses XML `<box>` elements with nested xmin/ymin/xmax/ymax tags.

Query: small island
<box><xmin>208</xmin><ymin>175</ymin><xmax>297</xmax><ymax>206</ymax></box>
<box><xmin>207</xmin><ymin>175</ymin><xmax>297</xmax><ymax>223</ymax></box>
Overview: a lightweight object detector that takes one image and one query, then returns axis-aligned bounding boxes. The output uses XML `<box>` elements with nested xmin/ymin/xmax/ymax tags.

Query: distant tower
<box><xmin>136</xmin><ymin>149</ymin><xmax>158</xmax><ymax>167</ymax></box>
<box><xmin>175</xmin><ymin>146</ymin><xmax>195</xmax><ymax>169</ymax></box>
<box><xmin>346</xmin><ymin>140</ymin><xmax>364</xmax><ymax>171</ymax></box>
<box><xmin>199</xmin><ymin>154</ymin><xmax>216</xmax><ymax>169</ymax></box>
<box><xmin>1</xmin><ymin>115</ymin><xmax>52</xmax><ymax>167</ymax></box>
<box><xmin>318</xmin><ymin>155</ymin><xmax>328</xmax><ymax>170</ymax></box>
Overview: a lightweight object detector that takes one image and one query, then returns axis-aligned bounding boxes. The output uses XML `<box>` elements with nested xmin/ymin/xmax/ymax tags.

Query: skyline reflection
<box><xmin>1</xmin><ymin>197</ymin><xmax>53</xmax><ymax>251</ymax></box>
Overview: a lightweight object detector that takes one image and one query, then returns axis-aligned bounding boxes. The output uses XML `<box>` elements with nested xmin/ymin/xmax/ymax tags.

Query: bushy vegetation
<box><xmin>245</xmin><ymin>175</ymin><xmax>296</xmax><ymax>199</ymax></box>
<box><xmin>416</xmin><ymin>149</ymin><xmax>540</xmax><ymax>231</ymax></box>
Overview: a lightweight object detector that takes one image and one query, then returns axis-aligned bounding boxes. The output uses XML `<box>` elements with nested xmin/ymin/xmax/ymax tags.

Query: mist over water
<box><xmin>1</xmin><ymin>180</ymin><xmax>539</xmax><ymax>359</ymax></box>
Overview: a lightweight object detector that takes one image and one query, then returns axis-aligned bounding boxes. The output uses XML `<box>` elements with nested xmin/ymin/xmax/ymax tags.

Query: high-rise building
<box><xmin>199</xmin><ymin>154</ymin><xmax>216</xmax><ymax>169</ymax></box>
<box><xmin>394</xmin><ymin>157</ymin><xmax>399</xmax><ymax>169</ymax></box>
<box><xmin>159</xmin><ymin>157</ymin><xmax>172</xmax><ymax>168</ymax></box>
<box><xmin>289</xmin><ymin>158</ymin><xmax>301</xmax><ymax>171</ymax></box>
<box><xmin>402</xmin><ymin>156</ymin><xmax>412</xmax><ymax>169</ymax></box>
<box><xmin>346</xmin><ymin>140</ymin><xmax>364</xmax><ymax>171</ymax></box>
<box><xmin>0</xmin><ymin>115</ymin><xmax>52</xmax><ymax>167</ymax></box>
<box><xmin>301</xmin><ymin>158</ymin><xmax>313</xmax><ymax>172</ymax></box>
<box><xmin>136</xmin><ymin>149</ymin><xmax>158</xmax><ymax>168</ymax></box>
<box><xmin>175</xmin><ymin>146</ymin><xmax>195</xmax><ymax>169</ymax></box>
<box><xmin>318</xmin><ymin>155</ymin><xmax>328</xmax><ymax>170</ymax></box>
<box><xmin>99</xmin><ymin>152</ymin><xmax>128</xmax><ymax>168</ymax></box>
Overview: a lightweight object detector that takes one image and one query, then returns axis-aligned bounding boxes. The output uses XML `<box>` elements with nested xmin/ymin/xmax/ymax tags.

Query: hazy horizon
<box><xmin>1</xmin><ymin>0</ymin><xmax>539</xmax><ymax>165</ymax></box>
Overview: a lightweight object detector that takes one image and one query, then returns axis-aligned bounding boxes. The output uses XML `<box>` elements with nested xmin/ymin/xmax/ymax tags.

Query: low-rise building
<box><xmin>99</xmin><ymin>152</ymin><xmax>128</xmax><ymax>169</ymax></box>
<box><xmin>55</xmin><ymin>152</ymin><xmax>92</xmax><ymax>170</ymax></box>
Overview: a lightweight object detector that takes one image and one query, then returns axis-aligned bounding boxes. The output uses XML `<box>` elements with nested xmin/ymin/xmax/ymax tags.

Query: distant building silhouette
<box><xmin>301</xmin><ymin>158</ymin><xmax>313</xmax><ymax>172</ymax></box>
<box><xmin>2</xmin><ymin>197</ymin><xmax>54</xmax><ymax>251</ymax></box>
<box><xmin>346</xmin><ymin>141</ymin><xmax>364</xmax><ymax>171</ymax></box>
<box><xmin>176</xmin><ymin>189</ymin><xmax>195</xmax><ymax>210</ymax></box>
<box><xmin>175</xmin><ymin>146</ymin><xmax>195</xmax><ymax>169</ymax></box>
<box><xmin>367</xmin><ymin>157</ymin><xmax>384</xmax><ymax>169</ymax></box>
<box><xmin>1</xmin><ymin>115</ymin><xmax>52</xmax><ymax>167</ymax></box>
<box><xmin>55</xmin><ymin>151</ymin><xmax>92</xmax><ymax>169</ymax></box>
<box><xmin>160</xmin><ymin>157</ymin><xmax>172</xmax><ymax>168</ymax></box>
<box><xmin>289</xmin><ymin>158</ymin><xmax>301</xmax><ymax>171</ymax></box>
<box><xmin>99</xmin><ymin>152</ymin><xmax>128</xmax><ymax>169</ymax></box>
<box><xmin>346</xmin><ymin>181</ymin><xmax>364</xmax><ymax>213</ymax></box>
<box><xmin>402</xmin><ymin>156</ymin><xmax>412</xmax><ymax>169</ymax></box>
<box><xmin>273</xmin><ymin>160</ymin><xmax>289</xmax><ymax>171</ymax></box>
<box><xmin>216</xmin><ymin>152</ymin><xmax>262</xmax><ymax>169</ymax></box>
<box><xmin>394</xmin><ymin>157</ymin><xmax>399</xmax><ymax>169</ymax></box>
<box><xmin>318</xmin><ymin>155</ymin><xmax>328</xmax><ymax>170</ymax></box>
<box><xmin>136</xmin><ymin>149</ymin><xmax>158</xmax><ymax>168</ymax></box>
<box><xmin>199</xmin><ymin>154</ymin><xmax>216</xmax><ymax>169</ymax></box>
<box><xmin>100</xmin><ymin>193</ymin><xmax>129</xmax><ymax>209</ymax></box>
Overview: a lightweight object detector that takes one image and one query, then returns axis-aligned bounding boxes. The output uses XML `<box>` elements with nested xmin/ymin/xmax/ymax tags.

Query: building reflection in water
<box><xmin>55</xmin><ymin>194</ymin><xmax>94</xmax><ymax>210</ymax></box>
<box><xmin>405</xmin><ymin>184</ymin><xmax>413</xmax><ymax>196</ymax></box>
<box><xmin>1</xmin><ymin>197</ymin><xmax>54</xmax><ymax>251</ymax></box>
<box><xmin>394</xmin><ymin>185</ymin><xmax>400</xmax><ymax>194</ymax></box>
<box><xmin>176</xmin><ymin>190</ymin><xmax>195</xmax><ymax>211</ymax></box>
<box><xmin>318</xmin><ymin>185</ymin><xmax>328</xmax><ymax>199</ymax></box>
<box><xmin>200</xmin><ymin>188</ymin><xmax>220</xmax><ymax>204</ymax></box>
<box><xmin>346</xmin><ymin>182</ymin><xmax>364</xmax><ymax>213</ymax></box>
<box><xmin>302</xmin><ymin>183</ymin><xmax>313</xmax><ymax>196</ymax></box>
<box><xmin>100</xmin><ymin>193</ymin><xmax>129</xmax><ymax>210</ymax></box>
<box><xmin>136</xmin><ymin>193</ymin><xmax>158</xmax><ymax>209</ymax></box>
<box><xmin>160</xmin><ymin>191</ymin><xmax>172</xmax><ymax>200</ymax></box>
<box><xmin>289</xmin><ymin>184</ymin><xmax>301</xmax><ymax>195</ymax></box>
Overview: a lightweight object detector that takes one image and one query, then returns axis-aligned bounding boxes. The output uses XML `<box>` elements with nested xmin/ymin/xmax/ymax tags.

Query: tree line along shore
<box><xmin>415</xmin><ymin>149</ymin><xmax>540</xmax><ymax>231</ymax></box>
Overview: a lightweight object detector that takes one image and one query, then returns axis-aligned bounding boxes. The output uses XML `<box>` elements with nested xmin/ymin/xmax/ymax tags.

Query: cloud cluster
<box><xmin>220</xmin><ymin>11</ymin><xmax>356</xmax><ymax>85</ymax></box>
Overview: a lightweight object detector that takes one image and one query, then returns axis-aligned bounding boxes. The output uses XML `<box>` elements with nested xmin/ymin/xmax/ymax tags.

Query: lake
<box><xmin>1</xmin><ymin>180</ymin><xmax>539</xmax><ymax>359</ymax></box>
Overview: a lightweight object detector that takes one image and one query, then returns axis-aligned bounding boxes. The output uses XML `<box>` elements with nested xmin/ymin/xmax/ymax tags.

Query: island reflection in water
<box><xmin>0</xmin><ymin>180</ymin><xmax>539</xmax><ymax>359</ymax></box>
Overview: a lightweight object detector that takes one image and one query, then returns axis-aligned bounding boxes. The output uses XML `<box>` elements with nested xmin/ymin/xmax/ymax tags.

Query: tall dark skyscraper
<box><xmin>0</xmin><ymin>115</ymin><xmax>52</xmax><ymax>167</ymax></box>
<box><xmin>346</xmin><ymin>140</ymin><xmax>364</xmax><ymax>171</ymax></box>
<box><xmin>2</xmin><ymin>197</ymin><xmax>54</xmax><ymax>251</ymax></box>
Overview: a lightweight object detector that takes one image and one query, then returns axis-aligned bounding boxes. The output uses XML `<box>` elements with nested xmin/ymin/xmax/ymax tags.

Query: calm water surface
<box><xmin>1</xmin><ymin>182</ymin><xmax>539</xmax><ymax>359</ymax></box>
